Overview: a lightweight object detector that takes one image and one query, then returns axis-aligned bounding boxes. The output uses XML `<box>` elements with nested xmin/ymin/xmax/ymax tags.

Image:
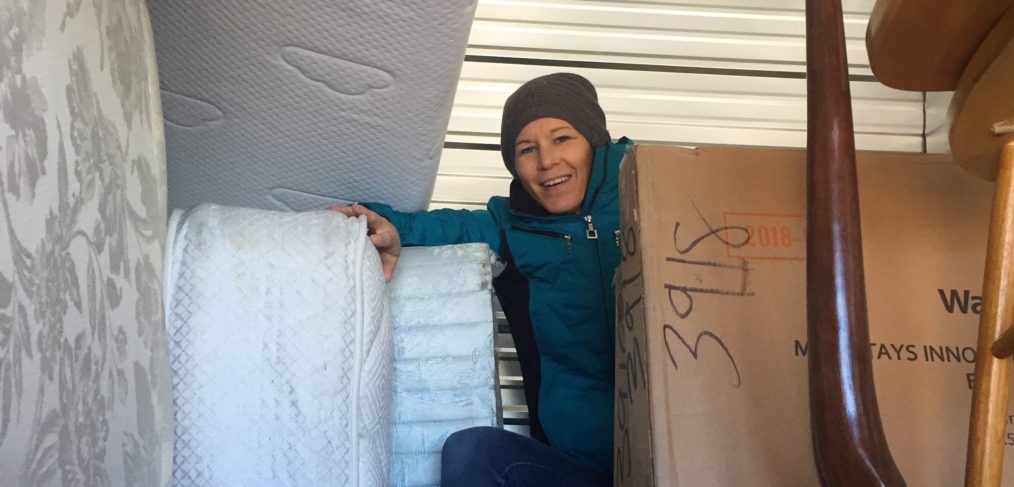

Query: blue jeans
<box><xmin>440</xmin><ymin>426</ymin><xmax>611</xmax><ymax>487</ymax></box>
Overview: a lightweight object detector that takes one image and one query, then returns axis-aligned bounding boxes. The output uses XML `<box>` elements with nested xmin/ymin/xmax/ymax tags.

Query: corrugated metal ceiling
<box><xmin>432</xmin><ymin>0</ymin><xmax>930</xmax><ymax>210</ymax></box>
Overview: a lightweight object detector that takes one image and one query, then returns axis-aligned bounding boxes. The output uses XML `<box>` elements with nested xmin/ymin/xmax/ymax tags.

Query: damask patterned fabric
<box><xmin>0</xmin><ymin>0</ymin><xmax>172</xmax><ymax>485</ymax></box>
<box><xmin>166</xmin><ymin>205</ymin><xmax>392</xmax><ymax>487</ymax></box>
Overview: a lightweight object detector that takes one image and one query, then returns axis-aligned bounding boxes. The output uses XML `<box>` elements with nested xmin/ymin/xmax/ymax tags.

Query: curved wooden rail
<box><xmin>804</xmin><ymin>0</ymin><xmax>906</xmax><ymax>485</ymax></box>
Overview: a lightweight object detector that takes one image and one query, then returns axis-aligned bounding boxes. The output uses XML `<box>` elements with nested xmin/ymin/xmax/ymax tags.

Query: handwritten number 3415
<box><xmin>663</xmin><ymin>203</ymin><xmax>751</xmax><ymax>387</ymax></box>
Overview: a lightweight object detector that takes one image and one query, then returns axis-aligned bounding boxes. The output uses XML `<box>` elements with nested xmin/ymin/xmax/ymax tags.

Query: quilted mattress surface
<box><xmin>388</xmin><ymin>244</ymin><xmax>500</xmax><ymax>486</ymax></box>
<box><xmin>147</xmin><ymin>0</ymin><xmax>478</xmax><ymax>213</ymax></box>
<box><xmin>166</xmin><ymin>205</ymin><xmax>392</xmax><ymax>486</ymax></box>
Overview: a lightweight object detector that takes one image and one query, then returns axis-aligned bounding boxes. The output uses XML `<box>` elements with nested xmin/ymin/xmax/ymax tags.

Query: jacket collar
<box><xmin>508</xmin><ymin>179</ymin><xmax>552</xmax><ymax>216</ymax></box>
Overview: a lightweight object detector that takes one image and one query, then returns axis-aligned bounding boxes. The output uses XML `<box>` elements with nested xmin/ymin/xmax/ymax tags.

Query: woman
<box><xmin>336</xmin><ymin>73</ymin><xmax>629</xmax><ymax>486</ymax></box>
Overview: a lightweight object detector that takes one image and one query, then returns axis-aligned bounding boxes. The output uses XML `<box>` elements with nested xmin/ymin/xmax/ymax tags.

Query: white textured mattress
<box><xmin>147</xmin><ymin>0</ymin><xmax>478</xmax><ymax>212</ymax></box>
<box><xmin>166</xmin><ymin>205</ymin><xmax>392</xmax><ymax>486</ymax></box>
<box><xmin>388</xmin><ymin>244</ymin><xmax>500</xmax><ymax>487</ymax></box>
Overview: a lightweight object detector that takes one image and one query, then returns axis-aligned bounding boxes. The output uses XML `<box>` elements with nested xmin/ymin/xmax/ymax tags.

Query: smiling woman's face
<box><xmin>513</xmin><ymin>117</ymin><xmax>594</xmax><ymax>215</ymax></box>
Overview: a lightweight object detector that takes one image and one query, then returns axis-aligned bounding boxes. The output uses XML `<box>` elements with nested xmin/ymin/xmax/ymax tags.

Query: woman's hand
<box><xmin>329</xmin><ymin>203</ymin><xmax>401</xmax><ymax>282</ymax></box>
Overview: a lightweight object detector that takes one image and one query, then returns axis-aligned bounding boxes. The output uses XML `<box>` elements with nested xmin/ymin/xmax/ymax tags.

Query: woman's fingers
<box><xmin>368</xmin><ymin>231</ymin><xmax>393</xmax><ymax>250</ymax></box>
<box><xmin>328</xmin><ymin>204</ymin><xmax>401</xmax><ymax>282</ymax></box>
<box><xmin>353</xmin><ymin>203</ymin><xmax>382</xmax><ymax>224</ymax></box>
<box><xmin>327</xmin><ymin>205</ymin><xmax>356</xmax><ymax>217</ymax></box>
<box><xmin>378</xmin><ymin>254</ymin><xmax>397</xmax><ymax>282</ymax></box>
<box><xmin>331</xmin><ymin>204</ymin><xmax>384</xmax><ymax>231</ymax></box>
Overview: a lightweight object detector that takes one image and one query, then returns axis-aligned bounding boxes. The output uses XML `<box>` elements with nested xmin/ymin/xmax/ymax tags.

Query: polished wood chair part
<box><xmin>805</xmin><ymin>0</ymin><xmax>906</xmax><ymax>485</ymax></box>
<box><xmin>965</xmin><ymin>141</ymin><xmax>1014</xmax><ymax>487</ymax></box>
<box><xmin>866</xmin><ymin>0</ymin><xmax>1013</xmax><ymax>90</ymax></box>
<box><xmin>992</xmin><ymin>288</ymin><xmax>1014</xmax><ymax>359</ymax></box>
<box><xmin>949</xmin><ymin>30</ymin><xmax>1014</xmax><ymax>486</ymax></box>
<box><xmin>994</xmin><ymin>327</ymin><xmax>1014</xmax><ymax>359</ymax></box>
<box><xmin>867</xmin><ymin>1</ymin><xmax>1014</xmax><ymax>484</ymax></box>
<box><xmin>950</xmin><ymin>18</ymin><xmax>1014</xmax><ymax>181</ymax></box>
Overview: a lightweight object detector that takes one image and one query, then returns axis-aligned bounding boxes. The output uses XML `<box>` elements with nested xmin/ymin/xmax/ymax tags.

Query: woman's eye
<box><xmin>519</xmin><ymin>146</ymin><xmax>535</xmax><ymax>155</ymax></box>
<box><xmin>555</xmin><ymin>135</ymin><xmax>571</xmax><ymax>144</ymax></box>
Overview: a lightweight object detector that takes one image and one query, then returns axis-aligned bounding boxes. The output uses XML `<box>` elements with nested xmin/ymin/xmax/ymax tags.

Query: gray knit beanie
<box><xmin>500</xmin><ymin>73</ymin><xmax>610</xmax><ymax>177</ymax></box>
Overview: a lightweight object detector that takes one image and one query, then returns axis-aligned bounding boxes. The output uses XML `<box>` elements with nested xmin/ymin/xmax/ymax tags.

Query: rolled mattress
<box><xmin>388</xmin><ymin>244</ymin><xmax>500</xmax><ymax>486</ymax></box>
<box><xmin>166</xmin><ymin>205</ymin><xmax>393</xmax><ymax>486</ymax></box>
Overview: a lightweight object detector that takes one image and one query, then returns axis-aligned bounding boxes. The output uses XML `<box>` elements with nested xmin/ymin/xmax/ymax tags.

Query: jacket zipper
<box><xmin>584</xmin><ymin>215</ymin><xmax>614</xmax><ymax>343</ymax></box>
<box><xmin>510</xmin><ymin>225</ymin><xmax>573</xmax><ymax>252</ymax></box>
<box><xmin>583</xmin><ymin>215</ymin><xmax>598</xmax><ymax>240</ymax></box>
<box><xmin>516</xmin><ymin>217</ymin><xmax>608</xmax><ymax>323</ymax></box>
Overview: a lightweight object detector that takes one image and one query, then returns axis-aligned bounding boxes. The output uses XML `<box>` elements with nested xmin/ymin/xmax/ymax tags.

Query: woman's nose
<box><xmin>537</xmin><ymin>146</ymin><xmax>559</xmax><ymax>169</ymax></box>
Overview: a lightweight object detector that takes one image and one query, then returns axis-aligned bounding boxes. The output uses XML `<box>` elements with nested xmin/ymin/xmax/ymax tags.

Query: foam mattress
<box><xmin>166</xmin><ymin>205</ymin><xmax>392</xmax><ymax>486</ymax></box>
<box><xmin>387</xmin><ymin>244</ymin><xmax>500</xmax><ymax>486</ymax></box>
<box><xmin>147</xmin><ymin>0</ymin><xmax>478</xmax><ymax>213</ymax></box>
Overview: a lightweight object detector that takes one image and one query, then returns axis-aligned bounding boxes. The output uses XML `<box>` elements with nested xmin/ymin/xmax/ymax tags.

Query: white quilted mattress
<box><xmin>147</xmin><ymin>0</ymin><xmax>478</xmax><ymax>212</ymax></box>
<box><xmin>388</xmin><ymin>244</ymin><xmax>500</xmax><ymax>487</ymax></box>
<box><xmin>166</xmin><ymin>205</ymin><xmax>392</xmax><ymax>487</ymax></box>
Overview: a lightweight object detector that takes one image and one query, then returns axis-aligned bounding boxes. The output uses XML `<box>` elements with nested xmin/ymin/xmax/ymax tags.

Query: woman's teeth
<box><xmin>542</xmin><ymin>176</ymin><xmax>569</xmax><ymax>187</ymax></box>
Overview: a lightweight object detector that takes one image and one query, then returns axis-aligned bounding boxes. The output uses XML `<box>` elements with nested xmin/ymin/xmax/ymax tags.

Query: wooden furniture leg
<box><xmin>805</xmin><ymin>0</ymin><xmax>906</xmax><ymax>485</ymax></box>
<box><xmin>862</xmin><ymin>1</ymin><xmax>1014</xmax><ymax>484</ymax></box>
<box><xmin>968</xmin><ymin>141</ymin><xmax>1014</xmax><ymax>487</ymax></box>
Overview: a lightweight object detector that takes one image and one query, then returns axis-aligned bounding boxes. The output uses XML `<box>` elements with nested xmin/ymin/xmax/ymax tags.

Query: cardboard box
<box><xmin>614</xmin><ymin>144</ymin><xmax>1010</xmax><ymax>486</ymax></box>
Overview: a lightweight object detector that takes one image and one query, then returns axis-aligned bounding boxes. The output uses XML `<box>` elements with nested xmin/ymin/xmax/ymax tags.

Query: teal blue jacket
<box><xmin>368</xmin><ymin>138</ymin><xmax>631</xmax><ymax>472</ymax></box>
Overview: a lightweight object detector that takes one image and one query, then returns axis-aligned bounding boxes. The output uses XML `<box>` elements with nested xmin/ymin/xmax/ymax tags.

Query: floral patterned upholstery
<box><xmin>0</xmin><ymin>0</ymin><xmax>172</xmax><ymax>485</ymax></box>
